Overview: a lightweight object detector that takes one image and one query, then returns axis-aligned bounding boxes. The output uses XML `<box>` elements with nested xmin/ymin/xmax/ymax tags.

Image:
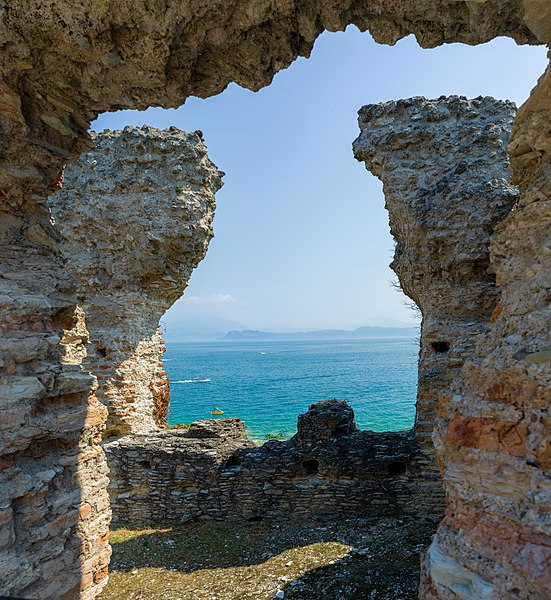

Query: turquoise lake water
<box><xmin>165</xmin><ymin>338</ymin><xmax>419</xmax><ymax>440</ymax></box>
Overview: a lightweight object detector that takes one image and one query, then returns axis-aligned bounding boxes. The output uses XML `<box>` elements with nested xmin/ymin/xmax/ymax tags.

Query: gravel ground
<box><xmin>99</xmin><ymin>515</ymin><xmax>439</xmax><ymax>600</ymax></box>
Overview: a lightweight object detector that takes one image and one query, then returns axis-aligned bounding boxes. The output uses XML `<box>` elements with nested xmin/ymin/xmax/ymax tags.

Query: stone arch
<box><xmin>0</xmin><ymin>3</ymin><xmax>549</xmax><ymax>599</ymax></box>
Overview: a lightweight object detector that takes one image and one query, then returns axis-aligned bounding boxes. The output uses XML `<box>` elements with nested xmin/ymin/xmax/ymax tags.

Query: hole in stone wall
<box><xmin>302</xmin><ymin>458</ymin><xmax>319</xmax><ymax>474</ymax></box>
<box><xmin>93</xmin><ymin>32</ymin><xmax>465</xmax><ymax>442</ymax></box>
<box><xmin>224</xmin><ymin>454</ymin><xmax>241</xmax><ymax>468</ymax></box>
<box><xmin>138</xmin><ymin>460</ymin><xmax>151</xmax><ymax>469</ymax></box>
<box><xmin>387</xmin><ymin>461</ymin><xmax>407</xmax><ymax>476</ymax></box>
<box><xmin>96</xmin><ymin>346</ymin><xmax>107</xmax><ymax>357</ymax></box>
<box><xmin>431</xmin><ymin>341</ymin><xmax>450</xmax><ymax>353</ymax></box>
<box><xmin>247</xmin><ymin>515</ymin><xmax>264</xmax><ymax>522</ymax></box>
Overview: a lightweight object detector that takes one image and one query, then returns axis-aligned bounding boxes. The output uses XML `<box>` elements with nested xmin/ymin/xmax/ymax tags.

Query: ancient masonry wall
<box><xmin>353</xmin><ymin>95</ymin><xmax>518</xmax><ymax>485</ymax></box>
<box><xmin>0</xmin><ymin>2</ymin><xmax>549</xmax><ymax>599</ymax></box>
<box><xmin>50</xmin><ymin>126</ymin><xmax>223</xmax><ymax>438</ymax></box>
<box><xmin>425</xmin><ymin>72</ymin><xmax>551</xmax><ymax>599</ymax></box>
<box><xmin>106</xmin><ymin>401</ymin><xmax>444</xmax><ymax>526</ymax></box>
<box><xmin>0</xmin><ymin>123</ymin><xmax>221</xmax><ymax>599</ymax></box>
<box><xmin>0</xmin><ymin>93</ymin><xmax>111</xmax><ymax>599</ymax></box>
<box><xmin>354</xmin><ymin>97</ymin><xmax>550</xmax><ymax>598</ymax></box>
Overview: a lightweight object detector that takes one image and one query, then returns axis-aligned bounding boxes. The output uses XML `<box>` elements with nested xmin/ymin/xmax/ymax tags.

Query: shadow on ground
<box><xmin>99</xmin><ymin>515</ymin><xmax>439</xmax><ymax>600</ymax></box>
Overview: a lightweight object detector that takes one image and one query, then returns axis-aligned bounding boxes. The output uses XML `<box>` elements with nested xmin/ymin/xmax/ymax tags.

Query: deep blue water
<box><xmin>165</xmin><ymin>338</ymin><xmax>418</xmax><ymax>440</ymax></box>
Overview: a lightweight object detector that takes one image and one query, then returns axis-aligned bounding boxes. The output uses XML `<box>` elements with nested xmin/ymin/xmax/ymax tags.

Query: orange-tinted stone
<box><xmin>98</xmin><ymin>528</ymin><xmax>110</xmax><ymax>545</ymax></box>
<box><xmin>466</xmin><ymin>365</ymin><xmax>548</xmax><ymax>409</ymax></box>
<box><xmin>446</xmin><ymin>415</ymin><xmax>528</xmax><ymax>456</ymax></box>
<box><xmin>490</xmin><ymin>303</ymin><xmax>503</xmax><ymax>322</ymax></box>
<box><xmin>84</xmin><ymin>404</ymin><xmax>108</xmax><ymax>427</ymax></box>
<box><xmin>0</xmin><ymin>81</ymin><xmax>25</xmax><ymax>124</ymax></box>
<box><xmin>93</xmin><ymin>565</ymin><xmax>109</xmax><ymax>583</ymax></box>
<box><xmin>49</xmin><ymin>171</ymin><xmax>64</xmax><ymax>192</ymax></box>
<box><xmin>451</xmin><ymin>505</ymin><xmax>551</xmax><ymax>590</ymax></box>
<box><xmin>536</xmin><ymin>440</ymin><xmax>551</xmax><ymax>470</ymax></box>
<box><xmin>78</xmin><ymin>503</ymin><xmax>92</xmax><ymax>520</ymax></box>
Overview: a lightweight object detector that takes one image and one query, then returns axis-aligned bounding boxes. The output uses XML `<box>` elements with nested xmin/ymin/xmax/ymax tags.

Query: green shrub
<box><xmin>264</xmin><ymin>430</ymin><xmax>288</xmax><ymax>441</ymax></box>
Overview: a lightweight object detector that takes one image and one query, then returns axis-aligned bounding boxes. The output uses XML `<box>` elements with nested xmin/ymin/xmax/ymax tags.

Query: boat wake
<box><xmin>173</xmin><ymin>378</ymin><xmax>211</xmax><ymax>384</ymax></box>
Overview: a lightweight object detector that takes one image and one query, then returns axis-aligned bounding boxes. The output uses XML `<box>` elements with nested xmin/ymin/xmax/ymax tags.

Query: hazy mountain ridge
<box><xmin>223</xmin><ymin>325</ymin><xmax>418</xmax><ymax>341</ymax></box>
<box><xmin>161</xmin><ymin>314</ymin><xmax>246</xmax><ymax>341</ymax></box>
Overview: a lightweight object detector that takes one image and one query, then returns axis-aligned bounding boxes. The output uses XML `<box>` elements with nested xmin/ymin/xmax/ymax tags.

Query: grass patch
<box><xmin>99</xmin><ymin>516</ymin><xmax>438</xmax><ymax>599</ymax></box>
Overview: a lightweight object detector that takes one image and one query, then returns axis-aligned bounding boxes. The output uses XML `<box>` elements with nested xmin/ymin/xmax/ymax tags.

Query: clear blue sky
<box><xmin>93</xmin><ymin>28</ymin><xmax>546</xmax><ymax>332</ymax></box>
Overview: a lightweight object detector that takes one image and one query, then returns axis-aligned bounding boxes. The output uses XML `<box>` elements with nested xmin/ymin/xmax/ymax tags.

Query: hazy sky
<box><xmin>93</xmin><ymin>28</ymin><xmax>547</xmax><ymax>332</ymax></box>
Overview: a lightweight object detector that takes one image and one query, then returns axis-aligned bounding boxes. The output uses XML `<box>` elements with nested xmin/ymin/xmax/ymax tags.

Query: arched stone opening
<box><xmin>40</xmin><ymin>127</ymin><xmax>443</xmax><ymax>582</ymax></box>
<box><xmin>46</xmin><ymin>95</ymin><xmax>518</xmax><ymax>548</ymax></box>
<box><xmin>0</xmin><ymin>3</ymin><xmax>549</xmax><ymax>599</ymax></box>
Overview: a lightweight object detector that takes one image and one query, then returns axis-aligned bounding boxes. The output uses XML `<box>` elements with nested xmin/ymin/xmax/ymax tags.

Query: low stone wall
<box><xmin>106</xmin><ymin>400</ymin><xmax>444</xmax><ymax>526</ymax></box>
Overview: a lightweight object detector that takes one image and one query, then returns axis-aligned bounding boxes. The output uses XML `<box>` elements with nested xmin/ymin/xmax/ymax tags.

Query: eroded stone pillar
<box><xmin>353</xmin><ymin>95</ymin><xmax>517</xmax><ymax>510</ymax></box>
<box><xmin>0</xmin><ymin>87</ymin><xmax>110</xmax><ymax>599</ymax></box>
<box><xmin>419</xmin><ymin>71</ymin><xmax>551</xmax><ymax>599</ymax></box>
<box><xmin>49</xmin><ymin>126</ymin><xmax>223</xmax><ymax>437</ymax></box>
<box><xmin>355</xmin><ymin>94</ymin><xmax>551</xmax><ymax>598</ymax></box>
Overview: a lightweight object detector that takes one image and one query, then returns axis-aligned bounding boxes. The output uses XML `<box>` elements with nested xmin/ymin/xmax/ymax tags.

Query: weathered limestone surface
<box><xmin>0</xmin><ymin>2</ymin><xmax>550</xmax><ymax>599</ymax></box>
<box><xmin>0</xmin><ymin>141</ymin><xmax>111</xmax><ymax>598</ymax></box>
<box><xmin>353</xmin><ymin>96</ymin><xmax>518</xmax><ymax>466</ymax></box>
<box><xmin>355</xmin><ymin>97</ymin><xmax>550</xmax><ymax>599</ymax></box>
<box><xmin>49</xmin><ymin>126</ymin><xmax>223</xmax><ymax>437</ymax></box>
<box><xmin>0</xmin><ymin>1</ymin><xmax>537</xmax><ymax>119</ymax></box>
<box><xmin>425</xmin><ymin>70</ymin><xmax>551</xmax><ymax>599</ymax></box>
<box><xmin>106</xmin><ymin>400</ymin><xmax>443</xmax><ymax>526</ymax></box>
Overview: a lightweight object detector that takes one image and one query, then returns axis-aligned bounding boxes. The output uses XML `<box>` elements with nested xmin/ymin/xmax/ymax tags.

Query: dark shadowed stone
<box><xmin>294</xmin><ymin>400</ymin><xmax>358</xmax><ymax>447</ymax></box>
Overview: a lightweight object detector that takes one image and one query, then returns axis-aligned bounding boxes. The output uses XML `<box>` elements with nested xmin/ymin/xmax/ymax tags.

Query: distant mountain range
<box><xmin>222</xmin><ymin>325</ymin><xmax>418</xmax><ymax>341</ymax></box>
<box><xmin>161</xmin><ymin>314</ymin><xmax>245</xmax><ymax>341</ymax></box>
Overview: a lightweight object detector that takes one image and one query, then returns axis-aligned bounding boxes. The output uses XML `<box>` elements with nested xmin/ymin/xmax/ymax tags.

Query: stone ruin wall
<box><xmin>355</xmin><ymin>98</ymin><xmax>551</xmax><ymax>598</ymax></box>
<box><xmin>352</xmin><ymin>98</ymin><xmax>536</xmax><ymax>597</ymax></box>
<box><xmin>53</xmin><ymin>126</ymin><xmax>446</xmax><ymax>529</ymax></box>
<box><xmin>354</xmin><ymin>97</ymin><xmax>550</xmax><ymax>599</ymax></box>
<box><xmin>0</xmin><ymin>125</ymin><xmax>222</xmax><ymax>599</ymax></box>
<box><xmin>0</xmin><ymin>1</ymin><xmax>549</xmax><ymax>599</ymax></box>
<box><xmin>50</xmin><ymin>126</ymin><xmax>223</xmax><ymax>438</ymax></box>
<box><xmin>430</xmin><ymin>81</ymin><xmax>551</xmax><ymax>598</ymax></box>
<box><xmin>353</xmin><ymin>96</ymin><xmax>519</xmax><ymax>485</ymax></box>
<box><xmin>106</xmin><ymin>401</ymin><xmax>443</xmax><ymax>527</ymax></box>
